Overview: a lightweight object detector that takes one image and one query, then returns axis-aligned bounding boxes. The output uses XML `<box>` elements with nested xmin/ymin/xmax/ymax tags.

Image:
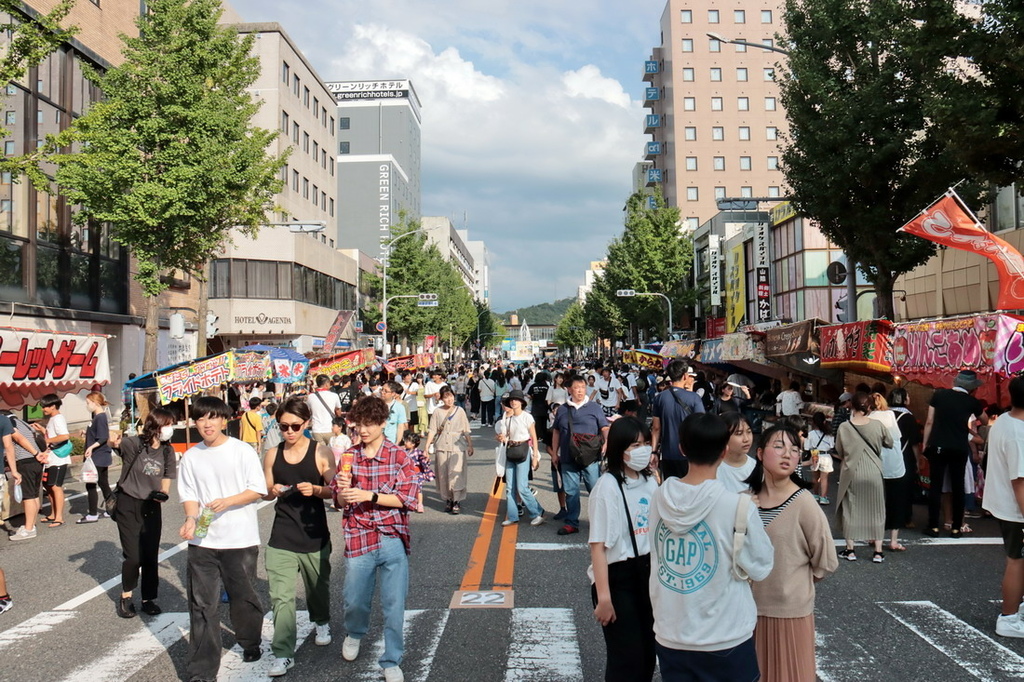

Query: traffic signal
<box><xmin>418</xmin><ymin>293</ymin><xmax>438</xmax><ymax>301</ymax></box>
<box><xmin>206</xmin><ymin>310</ymin><xmax>219</xmax><ymax>339</ymax></box>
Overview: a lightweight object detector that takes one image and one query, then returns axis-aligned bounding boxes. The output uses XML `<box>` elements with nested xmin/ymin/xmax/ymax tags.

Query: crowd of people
<box><xmin>3</xmin><ymin>355</ymin><xmax>1024</xmax><ymax>682</ymax></box>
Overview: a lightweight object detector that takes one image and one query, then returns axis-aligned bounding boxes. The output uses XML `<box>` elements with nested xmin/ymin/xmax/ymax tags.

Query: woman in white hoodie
<box><xmin>648</xmin><ymin>412</ymin><xmax>774</xmax><ymax>682</ymax></box>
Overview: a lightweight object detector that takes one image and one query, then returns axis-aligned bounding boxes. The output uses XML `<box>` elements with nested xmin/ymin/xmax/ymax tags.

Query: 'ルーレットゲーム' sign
<box><xmin>0</xmin><ymin>327</ymin><xmax>110</xmax><ymax>407</ymax></box>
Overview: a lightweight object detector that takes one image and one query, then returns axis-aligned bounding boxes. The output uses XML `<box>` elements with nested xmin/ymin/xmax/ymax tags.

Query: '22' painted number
<box><xmin>460</xmin><ymin>591</ymin><xmax>505</xmax><ymax>606</ymax></box>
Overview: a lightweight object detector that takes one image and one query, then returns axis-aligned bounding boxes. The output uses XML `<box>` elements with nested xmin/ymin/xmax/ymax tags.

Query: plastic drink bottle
<box><xmin>194</xmin><ymin>507</ymin><xmax>215</xmax><ymax>538</ymax></box>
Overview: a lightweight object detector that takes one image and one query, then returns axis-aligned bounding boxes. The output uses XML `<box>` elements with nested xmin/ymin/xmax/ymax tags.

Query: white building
<box><xmin>421</xmin><ymin>216</ymin><xmax>476</xmax><ymax>293</ymax></box>
<box><xmin>577</xmin><ymin>260</ymin><xmax>607</xmax><ymax>302</ymax></box>
<box><xmin>464</xmin><ymin>235</ymin><xmax>491</xmax><ymax>304</ymax></box>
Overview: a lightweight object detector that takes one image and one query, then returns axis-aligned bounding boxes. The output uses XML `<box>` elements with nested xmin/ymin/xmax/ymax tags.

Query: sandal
<box><xmin>43</xmin><ymin>516</ymin><xmax>56</xmax><ymax>523</ymax></box>
<box><xmin>872</xmin><ymin>551</ymin><xmax>885</xmax><ymax>563</ymax></box>
<box><xmin>888</xmin><ymin>543</ymin><xmax>907</xmax><ymax>552</ymax></box>
<box><xmin>47</xmin><ymin>521</ymin><xmax>64</xmax><ymax>528</ymax></box>
<box><xmin>839</xmin><ymin>549</ymin><xmax>857</xmax><ymax>561</ymax></box>
<box><xmin>960</xmin><ymin>524</ymin><xmax>973</xmax><ymax>534</ymax></box>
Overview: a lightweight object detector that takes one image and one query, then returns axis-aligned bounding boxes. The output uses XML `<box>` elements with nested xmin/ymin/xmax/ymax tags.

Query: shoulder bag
<box><xmin>313</xmin><ymin>390</ymin><xmax>342</xmax><ymax>419</ymax></box>
<box><xmin>504</xmin><ymin>415</ymin><xmax>530</xmax><ymax>463</ymax></box>
<box><xmin>848</xmin><ymin>421</ymin><xmax>905</xmax><ymax>479</ymax></box>
<box><xmin>104</xmin><ymin>437</ymin><xmax>147</xmax><ymax>517</ymax></box>
<box><xmin>731</xmin><ymin>493</ymin><xmax>752</xmax><ymax>581</ymax></box>
<box><xmin>567</xmin><ymin>406</ymin><xmax>603</xmax><ymax>468</ymax></box>
<box><xmin>668</xmin><ymin>388</ymin><xmax>694</xmax><ymax>420</ymax></box>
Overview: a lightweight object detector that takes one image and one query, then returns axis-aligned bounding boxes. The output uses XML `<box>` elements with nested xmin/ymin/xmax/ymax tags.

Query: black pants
<box><xmin>186</xmin><ymin>544</ymin><xmax>264</xmax><ymax>681</ymax></box>
<box><xmin>591</xmin><ymin>555</ymin><xmax>656</xmax><ymax>682</ymax></box>
<box><xmin>926</xmin><ymin>446</ymin><xmax>968</xmax><ymax>530</ymax></box>
<box><xmin>660</xmin><ymin>458</ymin><xmax>689</xmax><ymax>480</ymax></box>
<box><xmin>115</xmin><ymin>494</ymin><xmax>163</xmax><ymax>600</ymax></box>
<box><xmin>481</xmin><ymin>399</ymin><xmax>495</xmax><ymax>425</ymax></box>
<box><xmin>86</xmin><ymin>466</ymin><xmax>112</xmax><ymax>516</ymax></box>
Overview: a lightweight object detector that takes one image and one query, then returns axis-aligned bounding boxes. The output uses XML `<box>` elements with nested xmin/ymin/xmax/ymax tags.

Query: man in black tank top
<box><xmin>262</xmin><ymin>397</ymin><xmax>337</xmax><ymax>677</ymax></box>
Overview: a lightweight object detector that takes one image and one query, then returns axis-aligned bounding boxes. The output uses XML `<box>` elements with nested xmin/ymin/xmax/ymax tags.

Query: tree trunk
<box><xmin>196</xmin><ymin>262</ymin><xmax>209</xmax><ymax>358</ymax></box>
<box><xmin>874</xmin><ymin>271</ymin><xmax>897</xmax><ymax>320</ymax></box>
<box><xmin>143</xmin><ymin>293</ymin><xmax>159</xmax><ymax>372</ymax></box>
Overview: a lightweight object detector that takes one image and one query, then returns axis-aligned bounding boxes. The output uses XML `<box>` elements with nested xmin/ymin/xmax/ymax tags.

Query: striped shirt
<box><xmin>758</xmin><ymin>489</ymin><xmax>806</xmax><ymax>526</ymax></box>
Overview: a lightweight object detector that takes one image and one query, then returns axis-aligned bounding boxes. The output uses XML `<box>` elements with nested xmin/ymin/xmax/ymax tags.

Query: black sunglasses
<box><xmin>278</xmin><ymin>422</ymin><xmax>304</xmax><ymax>432</ymax></box>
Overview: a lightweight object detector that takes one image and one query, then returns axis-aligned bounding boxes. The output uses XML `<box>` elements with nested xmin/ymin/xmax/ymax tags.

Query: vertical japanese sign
<box><xmin>725</xmin><ymin>243</ymin><xmax>746</xmax><ymax>332</ymax></box>
<box><xmin>322</xmin><ymin>311</ymin><xmax>354</xmax><ymax>355</ymax></box>
<box><xmin>708</xmin><ymin>234</ymin><xmax>722</xmax><ymax>306</ymax></box>
<box><xmin>755</xmin><ymin>221</ymin><xmax>771</xmax><ymax>321</ymax></box>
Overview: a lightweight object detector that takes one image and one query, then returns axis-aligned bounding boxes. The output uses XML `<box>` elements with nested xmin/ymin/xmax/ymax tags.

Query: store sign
<box><xmin>765</xmin><ymin>320</ymin><xmax>818</xmax><ymax>357</ymax></box>
<box><xmin>0</xmin><ymin>328</ymin><xmax>111</xmax><ymax>407</ymax></box>
<box><xmin>891</xmin><ymin>314</ymin><xmax>1021</xmax><ymax>375</ymax></box>
<box><xmin>157</xmin><ymin>353</ymin><xmax>232</xmax><ymax>405</ymax></box>
<box><xmin>234</xmin><ymin>314</ymin><xmax>292</xmax><ymax>326</ymax></box>
<box><xmin>232</xmin><ymin>351</ymin><xmax>273</xmax><ymax>383</ymax></box>
<box><xmin>708</xmin><ymin>234</ymin><xmax>722</xmax><ymax>306</ymax></box>
<box><xmin>660</xmin><ymin>340</ymin><xmax>698</xmax><ymax>359</ymax></box>
<box><xmin>325</xmin><ymin>80</ymin><xmax>411</xmax><ymax>102</ymax></box>
<box><xmin>770</xmin><ymin>201</ymin><xmax>797</xmax><ymax>226</ymax></box>
<box><xmin>707</xmin><ymin>317</ymin><xmax>727</xmax><ymax>339</ymax></box>
<box><xmin>323</xmin><ymin>311</ymin><xmax>355</xmax><ymax>355</ymax></box>
<box><xmin>271</xmin><ymin>358</ymin><xmax>309</xmax><ymax>384</ymax></box>
<box><xmin>721</xmin><ymin>333</ymin><xmax>768</xmax><ymax>363</ymax></box>
<box><xmin>379</xmin><ymin>163</ymin><xmax>392</xmax><ymax>264</ymax></box>
<box><xmin>756</xmin><ymin>267</ymin><xmax>771</xmax><ymax>321</ymax></box>
<box><xmin>699</xmin><ymin>338</ymin><xmax>724</xmax><ymax>364</ymax></box>
<box><xmin>819</xmin><ymin>320</ymin><xmax>893</xmax><ymax>372</ymax></box>
<box><xmin>623</xmin><ymin>349</ymin><xmax>665</xmax><ymax>370</ymax></box>
<box><xmin>725</xmin><ymin>244</ymin><xmax>746</xmax><ymax>333</ymax></box>
<box><xmin>309</xmin><ymin>347</ymin><xmax>375</xmax><ymax>378</ymax></box>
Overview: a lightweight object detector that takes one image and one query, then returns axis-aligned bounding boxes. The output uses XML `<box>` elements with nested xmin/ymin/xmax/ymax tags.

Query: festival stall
<box><xmin>622</xmin><ymin>348</ymin><xmax>668</xmax><ymax>371</ymax></box>
<box><xmin>658</xmin><ymin>340</ymin><xmax>699</xmax><ymax>360</ymax></box>
<box><xmin>764</xmin><ymin>319</ymin><xmax>842</xmax><ymax>382</ymax></box>
<box><xmin>0</xmin><ymin>327</ymin><xmax>111</xmax><ymax>408</ymax></box>
<box><xmin>818</xmin><ymin>319</ymin><xmax>895</xmax><ymax>375</ymax></box>
<box><xmin>308</xmin><ymin>347</ymin><xmax>376</xmax><ymax>379</ymax></box>
<box><xmin>238</xmin><ymin>344</ymin><xmax>310</xmax><ymax>385</ymax></box>
<box><xmin>891</xmin><ymin>313</ymin><xmax>1024</xmax><ymax>407</ymax></box>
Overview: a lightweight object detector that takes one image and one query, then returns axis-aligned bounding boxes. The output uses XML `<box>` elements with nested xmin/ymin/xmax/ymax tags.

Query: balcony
<box><xmin>643</xmin><ymin>60</ymin><xmax>660</xmax><ymax>82</ymax></box>
<box><xmin>645</xmin><ymin>141</ymin><xmax>662</xmax><ymax>160</ymax></box>
<box><xmin>644</xmin><ymin>113</ymin><xmax>662</xmax><ymax>134</ymax></box>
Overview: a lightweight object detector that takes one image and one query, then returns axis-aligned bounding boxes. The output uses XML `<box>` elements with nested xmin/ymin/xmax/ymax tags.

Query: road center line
<box><xmin>493</xmin><ymin>521</ymin><xmax>518</xmax><ymax>588</ymax></box>
<box><xmin>459</xmin><ymin>479</ymin><xmax>504</xmax><ymax>591</ymax></box>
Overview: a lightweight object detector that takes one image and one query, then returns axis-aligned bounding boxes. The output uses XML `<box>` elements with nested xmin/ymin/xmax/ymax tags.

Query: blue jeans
<box><xmin>560</xmin><ymin>459</ymin><xmax>600</xmax><ymax>528</ymax></box>
<box><xmin>343</xmin><ymin>536</ymin><xmax>408</xmax><ymax>669</ymax></box>
<box><xmin>505</xmin><ymin>457</ymin><xmax>543</xmax><ymax>522</ymax></box>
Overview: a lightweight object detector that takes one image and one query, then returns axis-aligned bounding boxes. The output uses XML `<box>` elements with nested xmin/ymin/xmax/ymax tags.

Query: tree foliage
<box><xmin>52</xmin><ymin>0</ymin><xmax>285</xmax><ymax>299</ymax></box>
<box><xmin>778</xmin><ymin>0</ymin><xmax>981</xmax><ymax>319</ymax></box>
<box><xmin>582</xmin><ymin>273</ymin><xmax>627</xmax><ymax>341</ymax></box>
<box><xmin>554</xmin><ymin>300</ymin><xmax>594</xmax><ymax>353</ymax></box>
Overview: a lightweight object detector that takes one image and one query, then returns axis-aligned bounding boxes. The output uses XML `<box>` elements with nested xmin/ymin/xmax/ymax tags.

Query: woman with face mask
<box><xmin>112</xmin><ymin>408</ymin><xmax>178</xmax><ymax>619</ymax></box>
<box><xmin>587</xmin><ymin>416</ymin><xmax>658</xmax><ymax>682</ymax></box>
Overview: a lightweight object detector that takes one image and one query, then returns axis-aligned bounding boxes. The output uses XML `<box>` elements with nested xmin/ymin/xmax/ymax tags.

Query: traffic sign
<box><xmin>826</xmin><ymin>261</ymin><xmax>848</xmax><ymax>285</ymax></box>
<box><xmin>417</xmin><ymin>300</ymin><xmax>439</xmax><ymax>307</ymax></box>
<box><xmin>376</xmin><ymin>321</ymin><xmax>387</xmax><ymax>332</ymax></box>
<box><xmin>354</xmin><ymin>320</ymin><xmax>363</xmax><ymax>333</ymax></box>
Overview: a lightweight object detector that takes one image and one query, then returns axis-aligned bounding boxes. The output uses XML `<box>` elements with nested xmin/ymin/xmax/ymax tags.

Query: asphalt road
<box><xmin>0</xmin><ymin>423</ymin><xmax>1021</xmax><ymax>682</ymax></box>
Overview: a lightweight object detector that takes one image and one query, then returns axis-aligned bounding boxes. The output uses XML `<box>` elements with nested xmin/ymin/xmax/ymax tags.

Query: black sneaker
<box><xmin>116</xmin><ymin>597</ymin><xmax>137</xmax><ymax>619</ymax></box>
<box><xmin>140</xmin><ymin>600</ymin><xmax>162</xmax><ymax>616</ymax></box>
<box><xmin>451</xmin><ymin>502</ymin><xmax>461</xmax><ymax>515</ymax></box>
<box><xmin>444</xmin><ymin>500</ymin><xmax>453</xmax><ymax>514</ymax></box>
<box><xmin>243</xmin><ymin>647</ymin><xmax>262</xmax><ymax>662</ymax></box>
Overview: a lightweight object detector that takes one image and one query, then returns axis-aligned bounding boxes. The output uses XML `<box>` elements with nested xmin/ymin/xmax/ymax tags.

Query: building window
<box><xmin>282</xmin><ymin>61</ymin><xmax>290</xmax><ymax>84</ymax></box>
<box><xmin>768</xmin><ymin>186</ymin><xmax>781</xmax><ymax>197</ymax></box>
<box><xmin>292</xmin><ymin>122</ymin><xmax>299</xmax><ymax>144</ymax></box>
<box><xmin>293</xmin><ymin>74</ymin><xmax>300</xmax><ymax>96</ymax></box>
<box><xmin>339</xmin><ymin>117</ymin><xmax>350</xmax><ymax>130</ymax></box>
<box><xmin>682</xmin><ymin>68</ymin><xmax>695</xmax><ymax>81</ymax></box>
<box><xmin>737</xmin><ymin>67</ymin><xmax>748</xmax><ymax>81</ymax></box>
<box><xmin>711</xmin><ymin>97</ymin><xmax>723</xmax><ymax>111</ymax></box>
<box><xmin>684</xmin><ymin>127</ymin><xmax>697</xmax><ymax>141</ymax></box>
<box><xmin>321</xmin><ymin>191</ymin><xmax>326</xmax><ymax>209</ymax></box>
<box><xmin>737</xmin><ymin>97</ymin><xmax>749</xmax><ymax>111</ymax></box>
<box><xmin>762</xmin><ymin>10</ymin><xmax>773</xmax><ymax>23</ymax></box>
<box><xmin>740</xmin><ymin>156</ymin><xmax>752</xmax><ymax>171</ymax></box>
<box><xmin>739</xmin><ymin>126</ymin><xmax>750</xmax><ymax>140</ymax></box>
<box><xmin>687</xmin><ymin>187</ymin><xmax>699</xmax><ymax>201</ymax></box>
<box><xmin>329</xmin><ymin>198</ymin><xmax>335</xmax><ymax>216</ymax></box>
<box><xmin>764</xmin><ymin>67</ymin><xmax>775</xmax><ymax>81</ymax></box>
<box><xmin>303</xmin><ymin>86</ymin><xmax>310</xmax><ymax>107</ymax></box>
<box><xmin>292</xmin><ymin>170</ymin><xmax>299</xmax><ymax>191</ymax></box>
<box><xmin>4</xmin><ymin>141</ymin><xmax>13</xmax><ymax>156</ymax></box>
<box><xmin>682</xmin><ymin>38</ymin><xmax>693</xmax><ymax>52</ymax></box>
<box><xmin>339</xmin><ymin>141</ymin><xmax>350</xmax><ymax>154</ymax></box>
<box><xmin>4</xmin><ymin>111</ymin><xmax>14</xmax><ymax>125</ymax></box>
<box><xmin>313</xmin><ymin>141</ymin><xmax>319</xmax><ymax>161</ymax></box>
<box><xmin>681</xmin><ymin>9</ymin><xmax>692</xmax><ymax>22</ymax></box>
<box><xmin>712</xmin><ymin>126</ymin><xmax>724</xmax><ymax>141</ymax></box>
<box><xmin>687</xmin><ymin>217</ymin><xmax>699</xmax><ymax>229</ymax></box>
<box><xmin>708</xmin><ymin>9</ymin><xmax>719</xmax><ymax>23</ymax></box>
<box><xmin>715</xmin><ymin>187</ymin><xmax>727</xmax><ymax>200</ymax></box>
<box><xmin>303</xmin><ymin>132</ymin><xmax>310</xmax><ymax>153</ymax></box>
<box><xmin>330</xmin><ymin>158</ymin><xmax>335</xmax><ymax>175</ymax></box>
<box><xmin>713</xmin><ymin>156</ymin><xmax>725</xmax><ymax>171</ymax></box>
<box><xmin>710</xmin><ymin>67</ymin><xmax>722</xmax><ymax>81</ymax></box>
<box><xmin>280</xmin><ymin>163</ymin><xmax>288</xmax><ymax>184</ymax></box>
<box><xmin>322</xmin><ymin>106</ymin><xmax>327</xmax><ymax>125</ymax></box>
<box><xmin>685</xmin><ymin>156</ymin><xmax>698</xmax><ymax>171</ymax></box>
<box><xmin>763</xmin><ymin>38</ymin><xmax>775</xmax><ymax>48</ymax></box>
<box><xmin>281</xmin><ymin>110</ymin><xmax>289</xmax><ymax>133</ymax></box>
<box><xmin>740</xmin><ymin>186</ymin><xmax>753</xmax><ymax>198</ymax></box>
<box><xmin>767</xmin><ymin>156</ymin><xmax>779</xmax><ymax>170</ymax></box>
<box><xmin>312</xmin><ymin>185</ymin><xmax>318</xmax><ymax>207</ymax></box>
<box><xmin>329</xmin><ymin>117</ymin><xmax>335</xmax><ymax>134</ymax></box>
<box><xmin>734</xmin><ymin>9</ymin><xmax>745</xmax><ymax>23</ymax></box>
<box><xmin>709</xmin><ymin>38</ymin><xmax>721</xmax><ymax>52</ymax></box>
<box><xmin>767</xmin><ymin>126</ymin><xmax>779</xmax><ymax>140</ymax></box>
<box><xmin>313</xmin><ymin>96</ymin><xmax>319</xmax><ymax>113</ymax></box>
<box><xmin>302</xmin><ymin>177</ymin><xmax>309</xmax><ymax>199</ymax></box>
<box><xmin>735</xmin><ymin>38</ymin><xmax>747</xmax><ymax>52</ymax></box>
<box><xmin>684</xmin><ymin>97</ymin><xmax>696</xmax><ymax>111</ymax></box>
<box><xmin>765</xmin><ymin>97</ymin><xmax>777</xmax><ymax>111</ymax></box>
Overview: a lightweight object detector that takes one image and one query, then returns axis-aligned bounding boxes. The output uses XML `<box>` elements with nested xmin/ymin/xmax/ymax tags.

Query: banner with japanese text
<box><xmin>231</xmin><ymin>351</ymin><xmax>273</xmax><ymax>384</ymax></box>
<box><xmin>660</xmin><ymin>340</ymin><xmax>699</xmax><ymax>359</ymax></box>
<box><xmin>322</xmin><ymin>311</ymin><xmax>355</xmax><ymax>355</ymax></box>
<box><xmin>157</xmin><ymin>353</ymin><xmax>232</xmax><ymax>405</ymax></box>
<box><xmin>0</xmin><ymin>327</ymin><xmax>110</xmax><ymax>408</ymax></box>
<box><xmin>819</xmin><ymin>320</ymin><xmax>894</xmax><ymax>373</ymax></box>
<box><xmin>309</xmin><ymin>347</ymin><xmax>376</xmax><ymax>378</ymax></box>
<box><xmin>623</xmin><ymin>349</ymin><xmax>666</xmax><ymax>370</ymax></box>
<box><xmin>725</xmin><ymin>243</ymin><xmax>747</xmax><ymax>333</ymax></box>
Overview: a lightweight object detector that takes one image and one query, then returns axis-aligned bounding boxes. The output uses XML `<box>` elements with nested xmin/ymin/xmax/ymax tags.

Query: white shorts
<box><xmin>812</xmin><ymin>453</ymin><xmax>834</xmax><ymax>474</ymax></box>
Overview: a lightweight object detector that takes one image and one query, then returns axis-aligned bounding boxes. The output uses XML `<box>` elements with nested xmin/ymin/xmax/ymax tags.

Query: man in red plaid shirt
<box><xmin>334</xmin><ymin>396</ymin><xmax>419</xmax><ymax>682</ymax></box>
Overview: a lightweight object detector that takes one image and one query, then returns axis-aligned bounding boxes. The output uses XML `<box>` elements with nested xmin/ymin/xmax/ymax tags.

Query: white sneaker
<box><xmin>530</xmin><ymin>515</ymin><xmax>545</xmax><ymax>526</ymax></box>
<box><xmin>996</xmin><ymin>614</ymin><xmax>1024</xmax><ymax>638</ymax></box>
<box><xmin>314</xmin><ymin>622</ymin><xmax>331</xmax><ymax>646</ymax></box>
<box><xmin>268</xmin><ymin>657</ymin><xmax>294</xmax><ymax>677</ymax></box>
<box><xmin>383</xmin><ymin>667</ymin><xmax>405</xmax><ymax>682</ymax></box>
<box><xmin>342</xmin><ymin>635</ymin><xmax>361</xmax><ymax>661</ymax></box>
<box><xmin>9</xmin><ymin>526</ymin><xmax>36</xmax><ymax>541</ymax></box>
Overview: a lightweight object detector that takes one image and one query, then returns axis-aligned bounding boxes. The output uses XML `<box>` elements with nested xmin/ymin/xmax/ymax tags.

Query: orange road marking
<box><xmin>493</xmin><ymin>519</ymin><xmax>519</xmax><ymax>588</ymax></box>
<box><xmin>459</xmin><ymin>478</ymin><xmax>504</xmax><ymax>591</ymax></box>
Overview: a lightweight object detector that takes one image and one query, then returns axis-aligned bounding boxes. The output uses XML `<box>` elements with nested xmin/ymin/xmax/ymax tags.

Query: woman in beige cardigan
<box><xmin>748</xmin><ymin>425</ymin><xmax>838</xmax><ymax>682</ymax></box>
<box><xmin>424</xmin><ymin>386</ymin><xmax>474</xmax><ymax>514</ymax></box>
<box><xmin>835</xmin><ymin>392</ymin><xmax>893</xmax><ymax>563</ymax></box>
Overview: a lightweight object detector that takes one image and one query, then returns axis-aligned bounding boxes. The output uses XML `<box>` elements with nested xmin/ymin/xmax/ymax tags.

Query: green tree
<box><xmin>554</xmin><ymin>300</ymin><xmax>593</xmax><ymax>357</ymax></box>
<box><xmin>778</xmin><ymin>0</ymin><xmax>980</xmax><ymax>319</ymax></box>
<box><xmin>52</xmin><ymin>0</ymin><xmax>284</xmax><ymax>370</ymax></box>
<box><xmin>582</xmin><ymin>273</ymin><xmax>626</xmax><ymax>345</ymax></box>
<box><xmin>600</xmin><ymin>190</ymin><xmax>693</xmax><ymax>341</ymax></box>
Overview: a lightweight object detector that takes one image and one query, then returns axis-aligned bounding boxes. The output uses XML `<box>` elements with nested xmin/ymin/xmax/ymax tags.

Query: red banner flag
<box><xmin>899</xmin><ymin>191</ymin><xmax>1024</xmax><ymax>310</ymax></box>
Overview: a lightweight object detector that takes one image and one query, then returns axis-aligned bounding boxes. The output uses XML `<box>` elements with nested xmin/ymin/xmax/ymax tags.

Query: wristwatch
<box><xmin>370</xmin><ymin>492</ymin><xmax>379</xmax><ymax>505</ymax></box>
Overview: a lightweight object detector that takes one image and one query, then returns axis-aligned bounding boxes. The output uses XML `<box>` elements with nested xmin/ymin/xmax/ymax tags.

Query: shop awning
<box><xmin>659</xmin><ymin>340</ymin><xmax>699</xmax><ymax>360</ymax></box>
<box><xmin>819</xmin><ymin>320</ymin><xmax>894</xmax><ymax>374</ymax></box>
<box><xmin>696</xmin><ymin>333</ymin><xmax>790</xmax><ymax>383</ymax></box>
<box><xmin>125</xmin><ymin>350</ymin><xmax>273</xmax><ymax>406</ymax></box>
<box><xmin>0</xmin><ymin>327</ymin><xmax>111</xmax><ymax>408</ymax></box>
<box><xmin>891</xmin><ymin>313</ymin><xmax>1024</xmax><ymax>405</ymax></box>
<box><xmin>623</xmin><ymin>349</ymin><xmax>667</xmax><ymax>370</ymax></box>
<box><xmin>238</xmin><ymin>344</ymin><xmax>309</xmax><ymax>384</ymax></box>
<box><xmin>764</xmin><ymin>320</ymin><xmax>842</xmax><ymax>381</ymax></box>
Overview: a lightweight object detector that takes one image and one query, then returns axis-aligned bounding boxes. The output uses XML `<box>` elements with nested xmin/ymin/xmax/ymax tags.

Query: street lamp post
<box><xmin>380</xmin><ymin>228</ymin><xmax>426</xmax><ymax>347</ymax></box>
<box><xmin>381</xmin><ymin>292</ymin><xmax>438</xmax><ymax>361</ymax></box>
<box><xmin>616</xmin><ymin>289</ymin><xmax>674</xmax><ymax>340</ymax></box>
<box><xmin>705</xmin><ymin>32</ymin><xmax>791</xmax><ymax>56</ymax></box>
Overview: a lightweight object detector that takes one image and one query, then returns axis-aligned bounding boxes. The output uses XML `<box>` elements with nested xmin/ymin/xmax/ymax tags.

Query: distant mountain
<box><xmin>502</xmin><ymin>297</ymin><xmax>576</xmax><ymax>326</ymax></box>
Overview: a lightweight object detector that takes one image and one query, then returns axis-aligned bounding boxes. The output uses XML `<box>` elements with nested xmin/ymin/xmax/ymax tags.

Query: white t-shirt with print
<box><xmin>587</xmin><ymin>472</ymin><xmax>658</xmax><ymax>582</ymax></box>
<box><xmin>425</xmin><ymin>380</ymin><xmax>446</xmax><ymax>415</ymax></box>
<box><xmin>716</xmin><ymin>456</ymin><xmax>756</xmax><ymax>493</ymax></box>
<box><xmin>982</xmin><ymin>414</ymin><xmax>1024</xmax><ymax>523</ymax></box>
<box><xmin>594</xmin><ymin>376</ymin><xmax>622</xmax><ymax>408</ymax></box>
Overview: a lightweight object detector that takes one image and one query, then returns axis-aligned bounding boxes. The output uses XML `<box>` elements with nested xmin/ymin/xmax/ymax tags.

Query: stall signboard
<box><xmin>322</xmin><ymin>311</ymin><xmax>355</xmax><ymax>355</ymax></box>
<box><xmin>699</xmin><ymin>338</ymin><xmax>725</xmax><ymax>364</ymax></box>
<box><xmin>765</xmin><ymin>320</ymin><xmax>819</xmax><ymax>358</ymax></box>
<box><xmin>892</xmin><ymin>313</ymin><xmax>1024</xmax><ymax>378</ymax></box>
<box><xmin>660</xmin><ymin>340</ymin><xmax>698</xmax><ymax>359</ymax></box>
<box><xmin>819</xmin><ymin>320</ymin><xmax>894</xmax><ymax>372</ymax></box>
<box><xmin>706</xmin><ymin>317</ymin><xmax>727</xmax><ymax>339</ymax></box>
<box><xmin>721</xmin><ymin>333</ymin><xmax>768</xmax><ymax>364</ymax></box>
<box><xmin>157</xmin><ymin>353</ymin><xmax>232</xmax><ymax>405</ymax></box>
<box><xmin>386</xmin><ymin>354</ymin><xmax>434</xmax><ymax>371</ymax></box>
<box><xmin>623</xmin><ymin>349</ymin><xmax>666</xmax><ymax>370</ymax></box>
<box><xmin>271</xmin><ymin>357</ymin><xmax>309</xmax><ymax>384</ymax></box>
<box><xmin>231</xmin><ymin>351</ymin><xmax>273</xmax><ymax>383</ymax></box>
<box><xmin>0</xmin><ymin>327</ymin><xmax>111</xmax><ymax>407</ymax></box>
<box><xmin>309</xmin><ymin>347</ymin><xmax>375</xmax><ymax>378</ymax></box>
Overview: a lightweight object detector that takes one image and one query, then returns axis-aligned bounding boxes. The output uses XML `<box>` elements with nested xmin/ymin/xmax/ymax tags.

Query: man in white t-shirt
<box><xmin>178</xmin><ymin>396</ymin><xmax>268</xmax><ymax>681</ymax></box>
<box><xmin>424</xmin><ymin>371</ymin><xmax>447</xmax><ymax>417</ymax></box>
<box><xmin>307</xmin><ymin>374</ymin><xmax>342</xmax><ymax>445</ymax></box>
<box><xmin>776</xmin><ymin>381</ymin><xmax>806</xmax><ymax>417</ymax></box>
<box><xmin>983</xmin><ymin>377</ymin><xmax>1024</xmax><ymax>639</ymax></box>
<box><xmin>593</xmin><ymin>367</ymin><xmax>624</xmax><ymax>417</ymax></box>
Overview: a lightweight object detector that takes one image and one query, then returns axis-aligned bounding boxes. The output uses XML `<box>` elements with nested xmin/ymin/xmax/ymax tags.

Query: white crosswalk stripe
<box><xmin>504</xmin><ymin>608</ymin><xmax>583</xmax><ymax>681</ymax></box>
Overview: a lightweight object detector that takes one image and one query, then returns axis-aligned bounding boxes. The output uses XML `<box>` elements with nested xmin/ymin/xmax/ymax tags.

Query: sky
<box><xmin>235</xmin><ymin>0</ymin><xmax>664</xmax><ymax>314</ymax></box>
